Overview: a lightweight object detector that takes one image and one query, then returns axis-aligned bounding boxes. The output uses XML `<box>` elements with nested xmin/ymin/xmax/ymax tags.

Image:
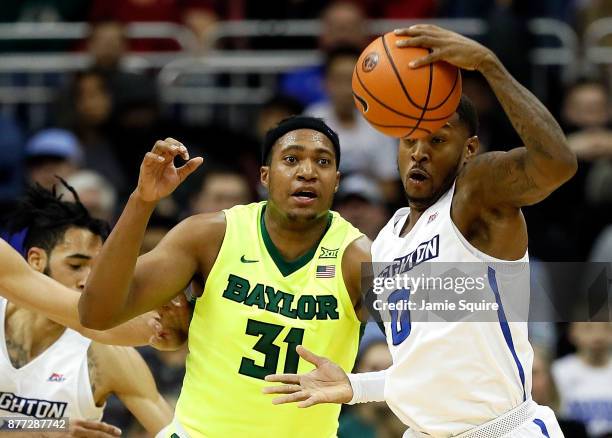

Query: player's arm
<box><xmin>0</xmin><ymin>239</ymin><xmax>189</xmax><ymax>347</ymax></box>
<box><xmin>95</xmin><ymin>344</ymin><xmax>173</xmax><ymax>435</ymax></box>
<box><xmin>342</xmin><ymin>235</ymin><xmax>372</xmax><ymax>321</ymax></box>
<box><xmin>396</xmin><ymin>25</ymin><xmax>577</xmax><ymax>207</ymax></box>
<box><xmin>263</xmin><ymin>345</ymin><xmax>386</xmax><ymax>407</ymax></box>
<box><xmin>79</xmin><ymin>139</ymin><xmax>211</xmax><ymax>329</ymax></box>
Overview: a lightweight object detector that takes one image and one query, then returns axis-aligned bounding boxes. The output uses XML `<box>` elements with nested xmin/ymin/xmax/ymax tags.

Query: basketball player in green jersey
<box><xmin>79</xmin><ymin>116</ymin><xmax>372</xmax><ymax>437</ymax></box>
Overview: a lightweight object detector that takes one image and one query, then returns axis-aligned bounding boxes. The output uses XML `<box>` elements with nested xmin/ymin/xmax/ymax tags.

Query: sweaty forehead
<box><xmin>54</xmin><ymin>228</ymin><xmax>102</xmax><ymax>254</ymax></box>
<box><xmin>275</xmin><ymin>129</ymin><xmax>334</xmax><ymax>150</ymax></box>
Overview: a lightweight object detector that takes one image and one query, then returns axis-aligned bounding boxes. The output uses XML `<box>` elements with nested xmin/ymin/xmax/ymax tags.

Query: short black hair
<box><xmin>456</xmin><ymin>95</ymin><xmax>479</xmax><ymax>137</ymax></box>
<box><xmin>324</xmin><ymin>45</ymin><xmax>362</xmax><ymax>75</ymax></box>
<box><xmin>262</xmin><ymin>116</ymin><xmax>341</xmax><ymax>168</ymax></box>
<box><xmin>5</xmin><ymin>178</ymin><xmax>110</xmax><ymax>254</ymax></box>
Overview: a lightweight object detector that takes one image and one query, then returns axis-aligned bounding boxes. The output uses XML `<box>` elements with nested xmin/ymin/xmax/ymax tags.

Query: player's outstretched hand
<box><xmin>394</xmin><ymin>24</ymin><xmax>495</xmax><ymax>72</ymax></box>
<box><xmin>137</xmin><ymin>138</ymin><xmax>203</xmax><ymax>203</ymax></box>
<box><xmin>263</xmin><ymin>345</ymin><xmax>353</xmax><ymax>407</ymax></box>
<box><xmin>65</xmin><ymin>419</ymin><xmax>122</xmax><ymax>437</ymax></box>
<box><xmin>149</xmin><ymin>294</ymin><xmax>191</xmax><ymax>351</ymax></box>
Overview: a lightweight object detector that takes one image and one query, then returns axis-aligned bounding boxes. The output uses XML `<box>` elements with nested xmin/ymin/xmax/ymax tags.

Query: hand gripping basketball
<box><xmin>352</xmin><ymin>29</ymin><xmax>462</xmax><ymax>139</ymax></box>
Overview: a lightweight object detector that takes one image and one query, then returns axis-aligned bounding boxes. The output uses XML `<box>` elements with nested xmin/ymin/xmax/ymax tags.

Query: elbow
<box><xmin>558</xmin><ymin>146</ymin><xmax>578</xmax><ymax>183</ymax></box>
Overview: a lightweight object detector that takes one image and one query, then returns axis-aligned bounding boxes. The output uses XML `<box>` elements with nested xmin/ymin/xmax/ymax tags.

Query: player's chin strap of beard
<box><xmin>261</xmin><ymin>115</ymin><xmax>341</xmax><ymax>168</ymax></box>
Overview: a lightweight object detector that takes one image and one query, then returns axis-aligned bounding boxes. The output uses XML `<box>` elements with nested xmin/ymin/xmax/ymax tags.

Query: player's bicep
<box><xmin>468</xmin><ymin>148</ymin><xmax>560</xmax><ymax>208</ymax></box>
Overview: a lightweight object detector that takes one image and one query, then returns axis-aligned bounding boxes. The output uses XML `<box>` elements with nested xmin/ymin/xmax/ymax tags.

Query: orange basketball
<box><xmin>352</xmin><ymin>31</ymin><xmax>462</xmax><ymax>139</ymax></box>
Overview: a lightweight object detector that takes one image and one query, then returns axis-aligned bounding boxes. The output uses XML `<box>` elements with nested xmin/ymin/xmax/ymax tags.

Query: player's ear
<box><xmin>334</xmin><ymin>170</ymin><xmax>341</xmax><ymax>193</ymax></box>
<box><xmin>464</xmin><ymin>136</ymin><xmax>479</xmax><ymax>159</ymax></box>
<box><xmin>260</xmin><ymin>166</ymin><xmax>270</xmax><ymax>189</ymax></box>
<box><xmin>27</xmin><ymin>247</ymin><xmax>48</xmax><ymax>273</ymax></box>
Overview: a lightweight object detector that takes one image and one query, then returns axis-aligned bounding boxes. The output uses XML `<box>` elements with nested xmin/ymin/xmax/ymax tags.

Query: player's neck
<box><xmin>263</xmin><ymin>206</ymin><xmax>329</xmax><ymax>261</ymax></box>
<box><xmin>5</xmin><ymin>302</ymin><xmax>66</xmax><ymax>363</ymax></box>
<box><xmin>578</xmin><ymin>349</ymin><xmax>610</xmax><ymax>368</ymax></box>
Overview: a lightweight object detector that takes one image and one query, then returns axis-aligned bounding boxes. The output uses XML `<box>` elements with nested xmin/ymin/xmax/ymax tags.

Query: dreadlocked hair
<box><xmin>5</xmin><ymin>177</ymin><xmax>110</xmax><ymax>254</ymax></box>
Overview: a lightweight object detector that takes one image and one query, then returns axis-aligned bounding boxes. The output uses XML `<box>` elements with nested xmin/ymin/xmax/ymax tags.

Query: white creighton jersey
<box><xmin>372</xmin><ymin>182</ymin><xmax>533</xmax><ymax>437</ymax></box>
<box><xmin>0</xmin><ymin>298</ymin><xmax>104</xmax><ymax>420</ymax></box>
<box><xmin>553</xmin><ymin>354</ymin><xmax>612</xmax><ymax>436</ymax></box>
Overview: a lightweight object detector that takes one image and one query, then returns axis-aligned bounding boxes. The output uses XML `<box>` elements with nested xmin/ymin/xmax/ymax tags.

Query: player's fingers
<box><xmin>162</xmin><ymin>137</ymin><xmax>190</xmax><ymax>160</ymax></box>
<box><xmin>298</xmin><ymin>395</ymin><xmax>323</xmax><ymax>408</ymax></box>
<box><xmin>262</xmin><ymin>384</ymin><xmax>302</xmax><ymax>394</ymax></box>
<box><xmin>271</xmin><ymin>390</ymin><xmax>310</xmax><ymax>405</ymax></box>
<box><xmin>264</xmin><ymin>373</ymin><xmax>300</xmax><ymax>384</ymax></box>
<box><xmin>394</xmin><ymin>25</ymin><xmax>438</xmax><ymax>37</ymax></box>
<box><xmin>72</xmin><ymin>420</ymin><xmax>121</xmax><ymax>436</ymax></box>
<box><xmin>172</xmin><ymin>293</ymin><xmax>188</xmax><ymax>306</ymax></box>
<box><xmin>409</xmin><ymin>49</ymin><xmax>443</xmax><ymax>68</ymax></box>
<box><xmin>144</xmin><ymin>151</ymin><xmax>166</xmax><ymax>166</ymax></box>
<box><xmin>296</xmin><ymin>345</ymin><xmax>326</xmax><ymax>367</ymax></box>
<box><xmin>396</xmin><ymin>35</ymin><xmax>439</xmax><ymax>49</ymax></box>
<box><xmin>177</xmin><ymin>157</ymin><xmax>204</xmax><ymax>181</ymax></box>
<box><xmin>152</xmin><ymin>140</ymin><xmax>184</xmax><ymax>160</ymax></box>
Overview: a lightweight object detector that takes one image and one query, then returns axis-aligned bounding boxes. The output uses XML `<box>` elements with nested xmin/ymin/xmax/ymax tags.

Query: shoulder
<box><xmin>342</xmin><ymin>236</ymin><xmax>372</xmax><ymax>286</ymax></box>
<box><xmin>161</xmin><ymin>211</ymin><xmax>226</xmax><ymax>257</ymax></box>
<box><xmin>343</xmin><ymin>236</ymin><xmax>372</xmax><ymax>264</ymax></box>
<box><xmin>174</xmin><ymin>211</ymin><xmax>226</xmax><ymax>241</ymax></box>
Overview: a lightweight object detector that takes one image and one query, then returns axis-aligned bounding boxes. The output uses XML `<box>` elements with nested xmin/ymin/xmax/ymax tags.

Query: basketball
<box><xmin>352</xmin><ymin>31</ymin><xmax>462</xmax><ymax>139</ymax></box>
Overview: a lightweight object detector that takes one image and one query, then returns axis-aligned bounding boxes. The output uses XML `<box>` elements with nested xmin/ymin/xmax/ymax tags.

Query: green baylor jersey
<box><xmin>174</xmin><ymin>201</ymin><xmax>363</xmax><ymax>437</ymax></box>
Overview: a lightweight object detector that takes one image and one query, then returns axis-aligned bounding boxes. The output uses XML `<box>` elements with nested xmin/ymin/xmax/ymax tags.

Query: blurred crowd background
<box><xmin>0</xmin><ymin>0</ymin><xmax>611</xmax><ymax>437</ymax></box>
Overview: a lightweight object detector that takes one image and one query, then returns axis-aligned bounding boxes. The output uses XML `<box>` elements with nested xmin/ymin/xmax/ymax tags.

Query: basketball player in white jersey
<box><xmin>0</xmin><ymin>184</ymin><xmax>173</xmax><ymax>435</ymax></box>
<box><xmin>264</xmin><ymin>25</ymin><xmax>577</xmax><ymax>437</ymax></box>
<box><xmin>0</xmin><ymin>237</ymin><xmax>190</xmax><ymax>350</ymax></box>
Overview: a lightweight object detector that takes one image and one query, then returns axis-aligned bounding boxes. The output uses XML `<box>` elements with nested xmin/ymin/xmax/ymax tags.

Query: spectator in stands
<box><xmin>108</xmin><ymin>71</ymin><xmax>161</xmax><ymax>186</ymax></box>
<box><xmin>189</xmin><ymin>166</ymin><xmax>253</xmax><ymax>214</ymax></box>
<box><xmin>526</xmin><ymin>78</ymin><xmax>611</xmax><ymax>260</ymax></box>
<box><xmin>532</xmin><ymin>345</ymin><xmax>589</xmax><ymax>438</ymax></box>
<box><xmin>59</xmin><ymin>170</ymin><xmax>118</xmax><ymax>223</ymax></box>
<box><xmin>256</xmin><ymin>95</ymin><xmax>304</xmax><ymax>142</ymax></box>
<box><xmin>552</xmin><ymin>322</ymin><xmax>612</xmax><ymax>437</ymax></box>
<box><xmin>89</xmin><ymin>0</ymin><xmax>220</xmax><ymax>52</ymax></box>
<box><xmin>56</xmin><ymin>69</ymin><xmax>128</xmax><ymax>196</ymax></box>
<box><xmin>304</xmin><ymin>46</ymin><xmax>399</xmax><ymax>202</ymax></box>
<box><xmin>563</xmin><ymin>79</ymin><xmax>611</xmax><ymax>133</ymax></box>
<box><xmin>280</xmin><ymin>1</ymin><xmax>369</xmax><ymax>105</ymax></box>
<box><xmin>87</xmin><ymin>21</ymin><xmax>129</xmax><ymax>73</ymax></box>
<box><xmin>25</xmin><ymin>129</ymin><xmax>82</xmax><ymax>190</ymax></box>
<box><xmin>334</xmin><ymin>174</ymin><xmax>389</xmax><ymax>240</ymax></box>
<box><xmin>338</xmin><ymin>337</ymin><xmax>405</xmax><ymax>438</ymax></box>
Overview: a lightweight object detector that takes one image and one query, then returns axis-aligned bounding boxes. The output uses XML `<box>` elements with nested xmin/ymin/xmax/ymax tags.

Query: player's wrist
<box><xmin>476</xmin><ymin>50</ymin><xmax>500</xmax><ymax>75</ymax></box>
<box><xmin>130</xmin><ymin>189</ymin><xmax>159</xmax><ymax>209</ymax></box>
<box><xmin>346</xmin><ymin>370</ymin><xmax>387</xmax><ymax>404</ymax></box>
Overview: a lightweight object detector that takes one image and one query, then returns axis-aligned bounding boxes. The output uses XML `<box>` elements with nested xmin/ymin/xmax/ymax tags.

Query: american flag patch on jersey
<box><xmin>316</xmin><ymin>265</ymin><xmax>335</xmax><ymax>278</ymax></box>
